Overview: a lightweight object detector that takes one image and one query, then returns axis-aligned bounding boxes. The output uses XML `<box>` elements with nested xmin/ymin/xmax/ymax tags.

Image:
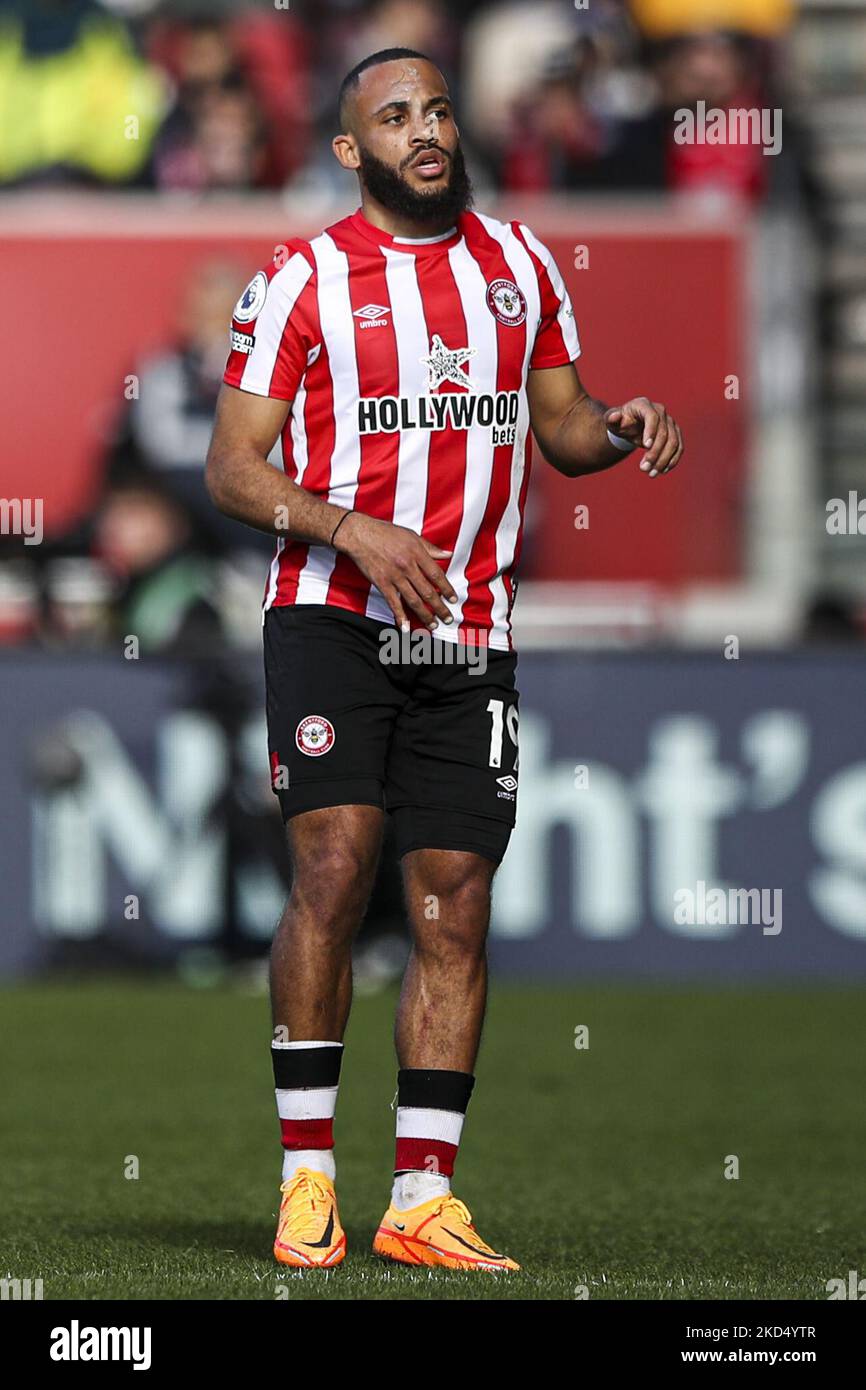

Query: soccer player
<box><xmin>206</xmin><ymin>48</ymin><xmax>684</xmax><ymax>1272</ymax></box>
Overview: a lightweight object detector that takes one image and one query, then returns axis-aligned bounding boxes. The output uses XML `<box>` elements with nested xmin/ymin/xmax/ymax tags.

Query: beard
<box><xmin>357</xmin><ymin>140</ymin><xmax>473</xmax><ymax>227</ymax></box>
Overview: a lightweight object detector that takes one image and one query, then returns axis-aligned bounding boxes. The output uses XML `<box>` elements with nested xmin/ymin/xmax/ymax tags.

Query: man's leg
<box><xmin>375</xmin><ymin>638</ymin><xmax>520</xmax><ymax>1267</ymax></box>
<box><xmin>260</xmin><ymin>603</ymin><xmax>407</xmax><ymax>1266</ymax></box>
<box><xmin>372</xmin><ymin>841</ymin><xmax>519</xmax><ymax>1270</ymax></box>
<box><xmin>389</xmin><ymin>847</ymin><xmax>491</xmax><ymax>1206</ymax></box>
<box><xmin>270</xmin><ymin>803</ymin><xmax>382</xmax><ymax>1267</ymax></box>
<box><xmin>396</xmin><ymin>848</ymin><xmax>493</xmax><ymax>1073</ymax></box>
<box><xmin>270</xmin><ymin>803</ymin><xmax>384</xmax><ymax>1039</ymax></box>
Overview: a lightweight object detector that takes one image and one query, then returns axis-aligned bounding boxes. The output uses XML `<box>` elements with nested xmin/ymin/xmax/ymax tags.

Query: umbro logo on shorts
<box><xmin>496</xmin><ymin>774</ymin><xmax>517</xmax><ymax>800</ymax></box>
<box><xmin>296</xmin><ymin>715</ymin><xmax>336</xmax><ymax>757</ymax></box>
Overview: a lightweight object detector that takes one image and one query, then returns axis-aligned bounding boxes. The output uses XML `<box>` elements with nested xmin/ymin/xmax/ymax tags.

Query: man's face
<box><xmin>340</xmin><ymin>58</ymin><xmax>472</xmax><ymax>223</ymax></box>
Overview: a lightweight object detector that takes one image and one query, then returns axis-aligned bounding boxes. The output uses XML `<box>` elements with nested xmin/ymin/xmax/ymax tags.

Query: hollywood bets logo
<box><xmin>358</xmin><ymin>335</ymin><xmax>519</xmax><ymax>445</ymax></box>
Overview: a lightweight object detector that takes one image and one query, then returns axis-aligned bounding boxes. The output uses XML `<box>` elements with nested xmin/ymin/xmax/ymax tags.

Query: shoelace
<box><xmin>279</xmin><ymin>1170</ymin><xmax>334</xmax><ymax>1242</ymax></box>
<box><xmin>436</xmin><ymin>1195</ymin><xmax>497</xmax><ymax>1251</ymax></box>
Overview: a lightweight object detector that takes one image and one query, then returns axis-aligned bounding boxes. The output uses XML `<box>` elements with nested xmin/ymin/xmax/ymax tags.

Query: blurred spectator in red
<box><xmin>649</xmin><ymin>31</ymin><xmax>773</xmax><ymax>203</ymax></box>
<box><xmin>0</xmin><ymin>0</ymin><xmax>166</xmax><ymax>186</ymax></box>
<box><xmin>145</xmin><ymin>8</ymin><xmax>310</xmax><ymax>189</ymax></box>
<box><xmin>496</xmin><ymin>40</ymin><xmax>618</xmax><ymax>192</ymax></box>
<box><xmin>499</xmin><ymin>25</ymin><xmax>783</xmax><ymax>206</ymax></box>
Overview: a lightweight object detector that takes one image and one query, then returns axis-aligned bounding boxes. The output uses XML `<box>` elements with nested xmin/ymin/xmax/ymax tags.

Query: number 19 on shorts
<box><xmin>486</xmin><ymin>699</ymin><xmax>519</xmax><ymax>771</ymax></box>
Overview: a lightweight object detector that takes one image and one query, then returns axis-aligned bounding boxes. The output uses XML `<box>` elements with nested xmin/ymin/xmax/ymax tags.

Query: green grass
<box><xmin>2</xmin><ymin>978</ymin><xmax>865</xmax><ymax>1300</ymax></box>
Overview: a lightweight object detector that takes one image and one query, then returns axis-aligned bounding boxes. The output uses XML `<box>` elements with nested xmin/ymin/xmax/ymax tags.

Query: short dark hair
<box><xmin>338</xmin><ymin>48</ymin><xmax>435</xmax><ymax>131</ymax></box>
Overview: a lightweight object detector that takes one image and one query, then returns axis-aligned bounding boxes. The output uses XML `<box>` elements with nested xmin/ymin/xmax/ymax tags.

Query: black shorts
<box><xmin>263</xmin><ymin>605</ymin><xmax>519</xmax><ymax>864</ymax></box>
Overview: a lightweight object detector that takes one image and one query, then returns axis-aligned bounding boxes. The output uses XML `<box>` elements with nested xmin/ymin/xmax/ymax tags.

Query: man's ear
<box><xmin>332</xmin><ymin>133</ymin><xmax>360</xmax><ymax>172</ymax></box>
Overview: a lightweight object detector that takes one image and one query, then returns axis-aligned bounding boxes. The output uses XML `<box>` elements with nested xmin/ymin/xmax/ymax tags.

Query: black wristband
<box><xmin>330</xmin><ymin>511</ymin><xmax>351</xmax><ymax>547</ymax></box>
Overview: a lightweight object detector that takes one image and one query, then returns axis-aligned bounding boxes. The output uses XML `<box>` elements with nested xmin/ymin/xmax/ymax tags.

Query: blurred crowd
<box><xmin>0</xmin><ymin>0</ymin><xmax>800</xmax><ymax>202</ymax></box>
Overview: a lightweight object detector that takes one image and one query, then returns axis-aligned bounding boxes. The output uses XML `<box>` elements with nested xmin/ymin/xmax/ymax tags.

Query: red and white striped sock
<box><xmin>271</xmin><ymin>1040</ymin><xmax>343</xmax><ymax>1183</ymax></box>
<box><xmin>391</xmin><ymin>1068</ymin><xmax>475</xmax><ymax>1211</ymax></box>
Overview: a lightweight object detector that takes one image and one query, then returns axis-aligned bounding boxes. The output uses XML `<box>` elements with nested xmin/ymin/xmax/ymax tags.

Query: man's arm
<box><xmin>527</xmin><ymin>363</ymin><xmax>684</xmax><ymax>479</ymax></box>
<box><xmin>205</xmin><ymin>382</ymin><xmax>340</xmax><ymax>542</ymax></box>
<box><xmin>205</xmin><ymin>383</ymin><xmax>457</xmax><ymax>631</ymax></box>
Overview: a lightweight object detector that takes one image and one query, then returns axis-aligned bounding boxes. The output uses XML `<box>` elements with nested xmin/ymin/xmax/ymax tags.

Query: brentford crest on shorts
<box><xmin>295</xmin><ymin>715</ymin><xmax>335</xmax><ymax>757</ymax></box>
<box><xmin>223</xmin><ymin>208</ymin><xmax>581</xmax><ymax>653</ymax></box>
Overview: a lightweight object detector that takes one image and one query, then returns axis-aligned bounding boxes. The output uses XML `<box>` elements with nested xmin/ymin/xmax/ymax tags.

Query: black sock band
<box><xmin>271</xmin><ymin>1043</ymin><xmax>343</xmax><ymax>1090</ymax></box>
<box><xmin>397</xmin><ymin>1067</ymin><xmax>475</xmax><ymax>1114</ymax></box>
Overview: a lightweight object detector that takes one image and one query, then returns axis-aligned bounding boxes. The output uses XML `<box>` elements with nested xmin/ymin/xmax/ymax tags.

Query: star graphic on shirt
<box><xmin>420</xmin><ymin>334</ymin><xmax>477</xmax><ymax>391</ymax></box>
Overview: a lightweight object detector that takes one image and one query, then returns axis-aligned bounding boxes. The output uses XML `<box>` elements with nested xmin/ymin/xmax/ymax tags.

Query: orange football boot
<box><xmin>373</xmin><ymin>1192</ymin><xmax>519</xmax><ymax>1271</ymax></box>
<box><xmin>273</xmin><ymin>1168</ymin><xmax>346</xmax><ymax>1268</ymax></box>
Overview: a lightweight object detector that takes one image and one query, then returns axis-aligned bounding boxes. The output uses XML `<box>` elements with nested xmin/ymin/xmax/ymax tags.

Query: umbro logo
<box><xmin>353</xmin><ymin>302</ymin><xmax>391</xmax><ymax>329</ymax></box>
<box><xmin>496</xmin><ymin>773</ymin><xmax>517</xmax><ymax>802</ymax></box>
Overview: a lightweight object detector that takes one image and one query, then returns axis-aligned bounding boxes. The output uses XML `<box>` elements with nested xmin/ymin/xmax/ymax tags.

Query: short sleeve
<box><xmin>223</xmin><ymin>251</ymin><xmax>317</xmax><ymax>401</ymax></box>
<box><xmin>515</xmin><ymin>224</ymin><xmax>581</xmax><ymax>370</ymax></box>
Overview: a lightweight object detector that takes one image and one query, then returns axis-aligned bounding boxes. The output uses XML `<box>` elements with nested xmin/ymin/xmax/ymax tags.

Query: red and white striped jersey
<box><xmin>223</xmin><ymin>207</ymin><xmax>580</xmax><ymax>650</ymax></box>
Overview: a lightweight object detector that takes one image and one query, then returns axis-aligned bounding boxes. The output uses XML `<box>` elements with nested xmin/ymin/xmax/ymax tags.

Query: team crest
<box><xmin>486</xmin><ymin>279</ymin><xmax>527</xmax><ymax>327</ymax></box>
<box><xmin>234</xmin><ymin>271</ymin><xmax>268</xmax><ymax>323</ymax></box>
<box><xmin>295</xmin><ymin>715</ymin><xmax>335</xmax><ymax>757</ymax></box>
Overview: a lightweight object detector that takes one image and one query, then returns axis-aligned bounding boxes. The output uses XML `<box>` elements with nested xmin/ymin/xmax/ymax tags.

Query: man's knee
<box><xmin>404</xmin><ymin>850</ymin><xmax>494</xmax><ymax>957</ymax></box>
<box><xmin>287</xmin><ymin>807</ymin><xmax>382</xmax><ymax>929</ymax></box>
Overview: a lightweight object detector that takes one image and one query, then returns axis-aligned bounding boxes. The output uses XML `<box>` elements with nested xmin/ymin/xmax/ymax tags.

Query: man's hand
<box><xmin>334</xmin><ymin>512</ymin><xmax>457</xmax><ymax>632</ymax></box>
<box><xmin>206</xmin><ymin>386</ymin><xmax>457</xmax><ymax>631</ymax></box>
<box><xmin>605</xmin><ymin>397</ymin><xmax>684</xmax><ymax>478</ymax></box>
<box><xmin>528</xmin><ymin>365</ymin><xmax>684</xmax><ymax>478</ymax></box>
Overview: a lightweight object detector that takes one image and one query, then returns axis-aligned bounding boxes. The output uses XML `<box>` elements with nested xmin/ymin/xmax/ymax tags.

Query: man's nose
<box><xmin>408</xmin><ymin>116</ymin><xmax>439</xmax><ymax>144</ymax></box>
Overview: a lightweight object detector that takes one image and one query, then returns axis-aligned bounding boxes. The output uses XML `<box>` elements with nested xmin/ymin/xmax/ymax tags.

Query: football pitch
<box><xmin>3</xmin><ymin>978</ymin><xmax>865</xmax><ymax>1302</ymax></box>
